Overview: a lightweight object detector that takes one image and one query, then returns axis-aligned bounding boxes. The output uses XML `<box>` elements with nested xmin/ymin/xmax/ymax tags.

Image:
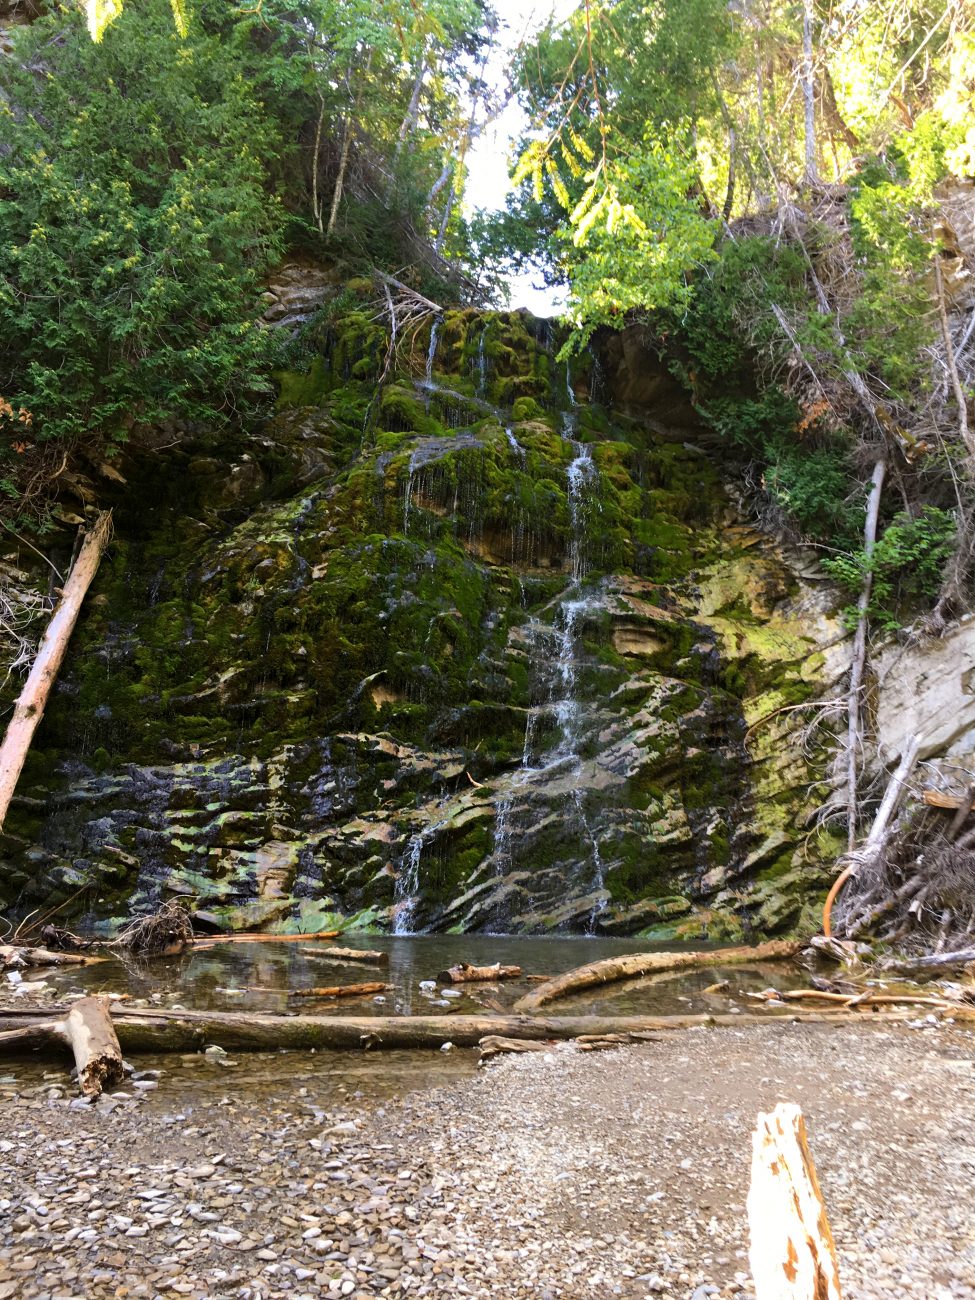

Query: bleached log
<box><xmin>439</xmin><ymin>961</ymin><xmax>522</xmax><ymax>983</ymax></box>
<box><xmin>0</xmin><ymin>995</ymin><xmax>122</xmax><ymax>1097</ymax></box>
<box><xmin>0</xmin><ymin>943</ymin><xmax>105</xmax><ymax>970</ymax></box>
<box><xmin>748</xmin><ymin>1103</ymin><xmax>842</xmax><ymax>1299</ymax></box>
<box><xmin>512</xmin><ymin>941</ymin><xmax>802</xmax><ymax>1013</ymax></box>
<box><xmin>0</xmin><ymin>512</ymin><xmax>112</xmax><ymax>831</ymax></box>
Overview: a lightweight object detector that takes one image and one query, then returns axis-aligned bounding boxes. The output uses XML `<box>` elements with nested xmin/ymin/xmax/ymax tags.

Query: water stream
<box><xmin>489</xmin><ymin>362</ymin><xmax>607</xmax><ymax>927</ymax></box>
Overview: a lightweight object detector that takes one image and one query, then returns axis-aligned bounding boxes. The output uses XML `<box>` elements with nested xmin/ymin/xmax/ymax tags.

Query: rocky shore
<box><xmin>1</xmin><ymin>1020</ymin><xmax>974</xmax><ymax>1299</ymax></box>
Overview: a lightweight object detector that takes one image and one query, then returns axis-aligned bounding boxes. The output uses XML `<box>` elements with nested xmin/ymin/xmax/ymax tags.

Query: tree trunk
<box><xmin>0</xmin><ymin>511</ymin><xmax>112</xmax><ymax>831</ymax></box>
<box><xmin>311</xmin><ymin>91</ymin><xmax>326</xmax><ymax>233</ymax></box>
<box><xmin>748</xmin><ymin>1103</ymin><xmax>842</xmax><ymax>1299</ymax></box>
<box><xmin>801</xmin><ymin>0</ymin><xmax>818</xmax><ymax>185</ymax></box>
<box><xmin>844</xmin><ymin>458</ymin><xmax>886</xmax><ymax>850</ymax></box>
<box><xmin>827</xmin><ymin>734</ymin><xmax>921</xmax><ymax>937</ymax></box>
<box><xmin>512</xmin><ymin>942</ymin><xmax>802</xmax><ymax>1013</ymax></box>
<box><xmin>327</xmin><ymin>114</ymin><xmax>353</xmax><ymax>237</ymax></box>
<box><xmin>0</xmin><ymin>1005</ymin><xmax>926</xmax><ymax>1056</ymax></box>
<box><xmin>439</xmin><ymin>962</ymin><xmax>522</xmax><ymax>984</ymax></box>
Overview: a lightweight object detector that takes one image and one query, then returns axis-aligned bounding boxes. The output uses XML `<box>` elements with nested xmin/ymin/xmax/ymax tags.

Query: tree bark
<box><xmin>311</xmin><ymin>90</ymin><xmax>326</xmax><ymax>234</ymax></box>
<box><xmin>801</xmin><ymin>0</ymin><xmax>819</xmax><ymax>185</ymax></box>
<box><xmin>844</xmin><ymin>459</ymin><xmax>886</xmax><ymax>850</ymax></box>
<box><xmin>326</xmin><ymin>114</ymin><xmax>353</xmax><ymax>237</ymax></box>
<box><xmin>0</xmin><ymin>511</ymin><xmax>112</xmax><ymax>831</ymax></box>
<box><xmin>748</xmin><ymin>1103</ymin><xmax>842</xmax><ymax>1299</ymax></box>
<box><xmin>439</xmin><ymin>962</ymin><xmax>522</xmax><ymax>984</ymax></box>
<box><xmin>512</xmin><ymin>942</ymin><xmax>802</xmax><ymax>1014</ymax></box>
<box><xmin>0</xmin><ymin>1005</ymin><xmax>924</xmax><ymax>1055</ymax></box>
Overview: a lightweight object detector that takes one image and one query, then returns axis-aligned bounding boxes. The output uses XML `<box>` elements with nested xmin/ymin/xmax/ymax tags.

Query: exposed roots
<box><xmin>112</xmin><ymin>899</ymin><xmax>193</xmax><ymax>955</ymax></box>
<box><xmin>833</xmin><ymin>804</ymin><xmax>975</xmax><ymax>955</ymax></box>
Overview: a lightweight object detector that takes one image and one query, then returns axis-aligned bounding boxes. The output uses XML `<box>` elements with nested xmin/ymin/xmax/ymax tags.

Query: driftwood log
<box><xmin>0</xmin><ymin>512</ymin><xmax>113</xmax><ymax>832</ymax></box>
<box><xmin>748</xmin><ymin>1103</ymin><xmax>842</xmax><ymax>1299</ymax></box>
<box><xmin>301</xmin><ymin>947</ymin><xmax>388</xmax><ymax>964</ymax></box>
<box><xmin>0</xmin><ymin>1006</ymin><xmax>929</xmax><ymax>1056</ymax></box>
<box><xmin>0</xmin><ymin>995</ymin><xmax>123</xmax><ymax>1097</ymax></box>
<box><xmin>513</xmin><ymin>941</ymin><xmax>802</xmax><ymax>1013</ymax></box>
<box><xmin>190</xmin><ymin>930</ymin><xmax>341</xmax><ymax>948</ymax></box>
<box><xmin>438</xmin><ymin>962</ymin><xmax>522</xmax><ymax>983</ymax></box>
<box><xmin>291</xmin><ymin>982</ymin><xmax>390</xmax><ymax>999</ymax></box>
<box><xmin>1</xmin><ymin>944</ymin><xmax>105</xmax><ymax>970</ymax></box>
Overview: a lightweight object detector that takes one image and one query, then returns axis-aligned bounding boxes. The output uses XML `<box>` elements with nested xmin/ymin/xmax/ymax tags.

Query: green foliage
<box><xmin>0</xmin><ymin>0</ymin><xmax>284</xmax><ymax>516</ymax></box>
<box><xmin>846</xmin><ymin>168</ymin><xmax>933</xmax><ymax>395</ymax></box>
<box><xmin>823</xmin><ymin>507</ymin><xmax>957</xmax><ymax>630</ymax></box>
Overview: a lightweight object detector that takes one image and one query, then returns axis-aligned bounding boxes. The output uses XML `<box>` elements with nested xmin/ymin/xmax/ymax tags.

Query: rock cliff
<box><xmin>0</xmin><ymin>284</ymin><xmax>846</xmax><ymax>937</ymax></box>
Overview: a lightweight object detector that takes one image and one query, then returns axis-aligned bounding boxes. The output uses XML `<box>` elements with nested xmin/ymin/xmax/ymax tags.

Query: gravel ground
<box><xmin>1</xmin><ymin>1020</ymin><xmax>974</xmax><ymax>1300</ymax></box>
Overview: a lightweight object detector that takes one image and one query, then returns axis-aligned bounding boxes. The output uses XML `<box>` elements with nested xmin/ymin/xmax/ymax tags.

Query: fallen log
<box><xmin>1</xmin><ymin>943</ymin><xmax>105</xmax><ymax>970</ymax></box>
<box><xmin>0</xmin><ymin>995</ymin><xmax>123</xmax><ymax>1097</ymax></box>
<box><xmin>878</xmin><ymin>948</ymin><xmax>975</xmax><ymax>975</ymax></box>
<box><xmin>0</xmin><ymin>512</ymin><xmax>113</xmax><ymax>832</ymax></box>
<box><xmin>747</xmin><ymin>1103</ymin><xmax>842</xmax><ymax>1300</ymax></box>
<box><xmin>0</xmin><ymin>1006</ymin><xmax>924</xmax><ymax>1055</ymax></box>
<box><xmin>190</xmin><ymin>930</ymin><xmax>341</xmax><ymax>946</ymax></box>
<box><xmin>751</xmin><ymin>987</ymin><xmax>958</xmax><ymax>1009</ymax></box>
<box><xmin>512</xmin><ymin>941</ymin><xmax>802</xmax><ymax>1013</ymax></box>
<box><xmin>291</xmin><ymin>982</ymin><xmax>389</xmax><ymax>999</ymax></box>
<box><xmin>438</xmin><ymin>961</ymin><xmax>522</xmax><ymax>984</ymax></box>
<box><xmin>301</xmin><ymin>946</ymin><xmax>388</xmax><ymax>964</ymax></box>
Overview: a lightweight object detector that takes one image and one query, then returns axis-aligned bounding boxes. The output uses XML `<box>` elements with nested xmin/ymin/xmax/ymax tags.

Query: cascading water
<box><xmin>393</xmin><ymin>831</ymin><xmax>425</xmax><ymax>935</ymax></box>
<box><xmin>489</xmin><ymin>362</ymin><xmax>608</xmax><ymax>929</ymax></box>
<box><xmin>505</xmin><ymin>426</ymin><xmax>526</xmax><ymax>460</ymax></box>
<box><xmin>426</xmin><ymin>317</ymin><xmax>441</xmax><ymax>385</ymax></box>
<box><xmin>475</xmin><ymin>325</ymin><xmax>488</xmax><ymax>399</ymax></box>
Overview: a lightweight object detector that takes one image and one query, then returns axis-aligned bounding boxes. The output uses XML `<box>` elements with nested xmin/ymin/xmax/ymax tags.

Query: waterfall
<box><xmin>425</xmin><ymin>317</ymin><xmax>441</xmax><ymax>385</ymax></box>
<box><xmin>566</xmin><ymin>441</ymin><xmax>597</xmax><ymax>584</ymax></box>
<box><xmin>476</xmin><ymin>325</ymin><xmax>488</xmax><ymax>399</ymax></box>
<box><xmin>402</xmin><ymin>446</ymin><xmax>421</xmax><ymax>535</ymax></box>
<box><xmin>392</xmin><ymin>831</ymin><xmax>425</xmax><ymax>935</ymax></box>
<box><xmin>505</xmin><ymin>426</ymin><xmax>526</xmax><ymax>460</ymax></box>
<box><xmin>488</xmin><ymin>387</ymin><xmax>608</xmax><ymax>929</ymax></box>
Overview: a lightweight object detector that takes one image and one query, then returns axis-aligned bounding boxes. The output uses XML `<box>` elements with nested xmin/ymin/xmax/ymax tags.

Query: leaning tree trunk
<box><xmin>844</xmin><ymin>459</ymin><xmax>886</xmax><ymax>850</ymax></box>
<box><xmin>0</xmin><ymin>511</ymin><xmax>112</xmax><ymax>831</ymax></box>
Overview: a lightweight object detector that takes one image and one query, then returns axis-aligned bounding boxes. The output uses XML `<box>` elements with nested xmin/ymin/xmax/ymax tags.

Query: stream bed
<box><xmin>1</xmin><ymin>934</ymin><xmax>814</xmax><ymax>1112</ymax></box>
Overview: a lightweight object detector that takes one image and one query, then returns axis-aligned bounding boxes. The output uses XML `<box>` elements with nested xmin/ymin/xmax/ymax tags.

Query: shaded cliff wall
<box><xmin>0</xmin><ymin>285</ymin><xmax>843</xmax><ymax>936</ymax></box>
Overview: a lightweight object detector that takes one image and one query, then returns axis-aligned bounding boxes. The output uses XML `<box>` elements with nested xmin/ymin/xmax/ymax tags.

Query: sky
<box><xmin>463</xmin><ymin>0</ymin><xmax>579</xmax><ymax>315</ymax></box>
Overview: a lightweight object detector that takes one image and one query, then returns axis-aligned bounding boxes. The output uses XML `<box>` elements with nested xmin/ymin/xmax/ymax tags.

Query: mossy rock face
<box><xmin>4</xmin><ymin>300</ymin><xmax>838</xmax><ymax>937</ymax></box>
